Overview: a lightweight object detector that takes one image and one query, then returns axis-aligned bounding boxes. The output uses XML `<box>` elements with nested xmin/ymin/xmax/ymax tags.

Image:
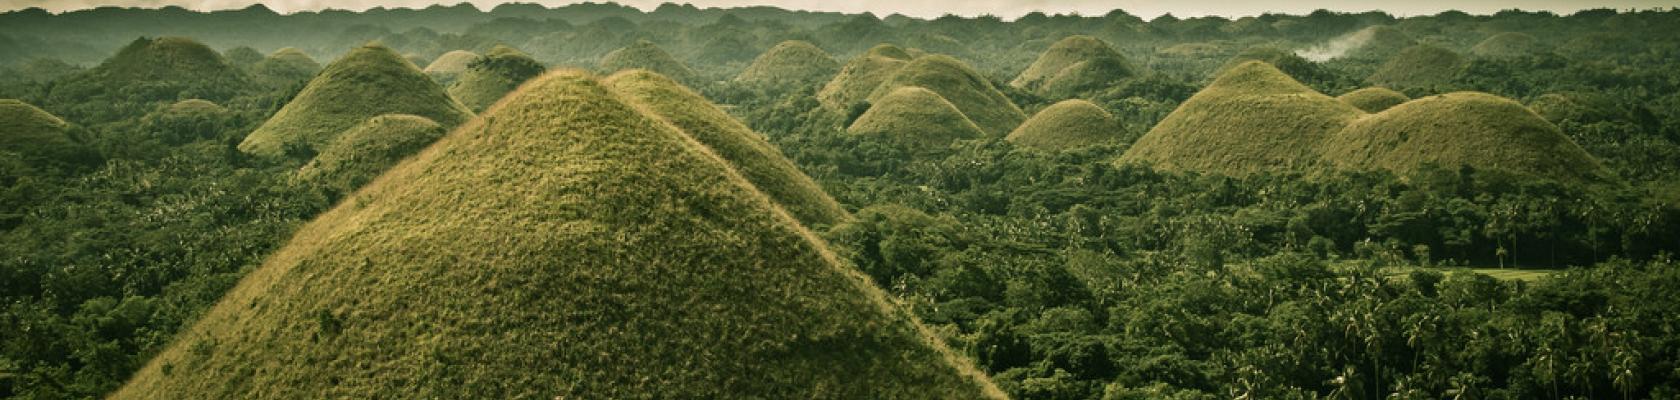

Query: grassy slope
<box><xmin>1010</xmin><ymin>35</ymin><xmax>1133</xmax><ymax>97</ymax></box>
<box><xmin>818</xmin><ymin>43</ymin><xmax>912</xmax><ymax>111</ymax></box>
<box><xmin>1005</xmin><ymin>99</ymin><xmax>1124</xmax><ymax>151</ymax></box>
<box><xmin>1471</xmin><ymin>32</ymin><xmax>1542</xmax><ymax>57</ymax></box>
<box><xmin>250</xmin><ymin>47</ymin><xmax>322</xmax><ymax>87</ymax></box>
<box><xmin>735</xmin><ymin>40</ymin><xmax>841</xmax><ymax>86</ymax></box>
<box><xmin>1120</xmin><ymin>61</ymin><xmax>1364</xmax><ymax>175</ymax></box>
<box><xmin>599</xmin><ymin>40</ymin><xmax>697</xmax><ymax>84</ymax></box>
<box><xmin>867</xmin><ymin>54</ymin><xmax>1026</xmax><ymax>136</ymax></box>
<box><xmin>0</xmin><ymin>99</ymin><xmax>82</xmax><ymax>164</ymax></box>
<box><xmin>1367</xmin><ymin>44</ymin><xmax>1466</xmax><ymax>89</ymax></box>
<box><xmin>92</xmin><ymin>36</ymin><xmax>245</xmax><ymax>83</ymax></box>
<box><xmin>1338</xmin><ymin>87</ymin><xmax>1410</xmax><ymax>113</ymax></box>
<box><xmin>422</xmin><ymin>49</ymin><xmax>479</xmax><ymax>75</ymax></box>
<box><xmin>113</xmin><ymin>69</ymin><xmax>1001</xmax><ymax>399</ymax></box>
<box><xmin>849</xmin><ymin>86</ymin><xmax>985</xmax><ymax>152</ymax></box>
<box><xmin>237</xmin><ymin>44</ymin><xmax>473</xmax><ymax>159</ymax></box>
<box><xmin>295</xmin><ymin>114</ymin><xmax>447</xmax><ymax>195</ymax></box>
<box><xmin>447</xmin><ymin>45</ymin><xmax>546</xmax><ymax>112</ymax></box>
<box><xmin>1324</xmin><ymin>91</ymin><xmax>1613</xmax><ymax>185</ymax></box>
<box><xmin>605</xmin><ymin>69</ymin><xmax>849</xmax><ymax>227</ymax></box>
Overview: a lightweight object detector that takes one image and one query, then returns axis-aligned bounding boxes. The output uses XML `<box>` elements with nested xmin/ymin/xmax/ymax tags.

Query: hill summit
<box><xmin>1367</xmin><ymin>44</ymin><xmax>1466</xmax><ymax>89</ymax></box>
<box><xmin>600</xmin><ymin>40</ymin><xmax>698</xmax><ymax>84</ymax></box>
<box><xmin>90</xmin><ymin>36</ymin><xmax>245</xmax><ymax>83</ymax></box>
<box><xmin>422</xmin><ymin>49</ymin><xmax>479</xmax><ymax>82</ymax></box>
<box><xmin>735</xmin><ymin>40</ymin><xmax>841</xmax><ymax>86</ymax></box>
<box><xmin>849</xmin><ymin>86</ymin><xmax>985</xmax><ymax>152</ymax></box>
<box><xmin>1011</xmin><ymin>35</ymin><xmax>1135</xmax><ymax>98</ymax></box>
<box><xmin>250</xmin><ymin>47</ymin><xmax>321</xmax><ymax>87</ymax></box>
<box><xmin>238</xmin><ymin>44</ymin><xmax>473</xmax><ymax>159</ymax></box>
<box><xmin>1006</xmin><ymin>99</ymin><xmax>1125</xmax><ymax>151</ymax></box>
<box><xmin>1120</xmin><ymin>61</ymin><xmax>1363</xmax><ymax>175</ymax></box>
<box><xmin>867</xmin><ymin>54</ymin><xmax>1026</xmax><ymax>136</ymax></box>
<box><xmin>447</xmin><ymin>45</ymin><xmax>546</xmax><ymax>112</ymax></box>
<box><xmin>113</xmin><ymin>69</ymin><xmax>1002</xmax><ymax>399</ymax></box>
<box><xmin>818</xmin><ymin>43</ymin><xmax>914</xmax><ymax>111</ymax></box>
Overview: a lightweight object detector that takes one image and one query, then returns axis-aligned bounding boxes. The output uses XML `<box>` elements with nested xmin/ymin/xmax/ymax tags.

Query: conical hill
<box><xmin>735</xmin><ymin>40</ymin><xmax>841</xmax><ymax>86</ymax></box>
<box><xmin>1011</xmin><ymin>35</ymin><xmax>1135</xmax><ymax>97</ymax></box>
<box><xmin>866</xmin><ymin>54</ymin><xmax>1026</xmax><ymax>136</ymax></box>
<box><xmin>1367</xmin><ymin>44</ymin><xmax>1466</xmax><ymax>89</ymax></box>
<box><xmin>447</xmin><ymin>45</ymin><xmax>546</xmax><ymax>112</ymax></box>
<box><xmin>1338</xmin><ymin>87</ymin><xmax>1410</xmax><ymax>113</ymax></box>
<box><xmin>1471</xmin><ymin>32</ymin><xmax>1543</xmax><ymax>58</ymax></box>
<box><xmin>295</xmin><ymin>114</ymin><xmax>447</xmax><ymax>195</ymax></box>
<box><xmin>605</xmin><ymin>69</ymin><xmax>848</xmax><ymax>227</ymax></box>
<box><xmin>0</xmin><ymin>99</ymin><xmax>89</xmax><ymax>165</ymax></box>
<box><xmin>1119</xmin><ymin>61</ymin><xmax>1364</xmax><ymax>175</ymax></box>
<box><xmin>237</xmin><ymin>44</ymin><xmax>473</xmax><ymax>159</ymax></box>
<box><xmin>599</xmin><ymin>40</ymin><xmax>698</xmax><ymax>85</ymax></box>
<box><xmin>1006</xmin><ymin>99</ymin><xmax>1125</xmax><ymax>151</ymax></box>
<box><xmin>423</xmin><ymin>49</ymin><xmax>479</xmax><ymax>81</ymax></box>
<box><xmin>112</xmin><ymin>69</ymin><xmax>1002</xmax><ymax>399</ymax></box>
<box><xmin>818</xmin><ymin>43</ymin><xmax>913</xmax><ymax>111</ymax></box>
<box><xmin>250</xmin><ymin>47</ymin><xmax>322</xmax><ymax>87</ymax></box>
<box><xmin>848</xmin><ymin>86</ymin><xmax>985</xmax><ymax>152</ymax></box>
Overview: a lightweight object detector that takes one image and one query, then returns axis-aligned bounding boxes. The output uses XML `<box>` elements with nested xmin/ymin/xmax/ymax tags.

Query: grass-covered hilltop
<box><xmin>5</xmin><ymin>4</ymin><xmax>1680</xmax><ymax>400</ymax></box>
<box><xmin>113</xmin><ymin>69</ymin><xmax>1001</xmax><ymax>399</ymax></box>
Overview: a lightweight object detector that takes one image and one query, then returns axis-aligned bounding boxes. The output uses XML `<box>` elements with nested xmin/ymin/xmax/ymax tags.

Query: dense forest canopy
<box><xmin>3</xmin><ymin>2</ymin><xmax>1680</xmax><ymax>399</ymax></box>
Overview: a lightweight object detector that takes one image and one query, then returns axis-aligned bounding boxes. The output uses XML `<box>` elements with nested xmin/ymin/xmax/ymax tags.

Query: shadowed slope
<box><xmin>0</xmin><ymin>99</ymin><xmax>87</xmax><ymax>165</ymax></box>
<box><xmin>447</xmin><ymin>45</ymin><xmax>546</xmax><ymax>112</ymax></box>
<box><xmin>1324</xmin><ymin>92</ymin><xmax>1611</xmax><ymax>184</ymax></box>
<box><xmin>605</xmin><ymin>69</ymin><xmax>848</xmax><ymax>227</ymax></box>
<box><xmin>1006</xmin><ymin>99</ymin><xmax>1125</xmax><ymax>151</ymax></box>
<box><xmin>1011</xmin><ymin>35</ymin><xmax>1134</xmax><ymax>97</ymax></box>
<box><xmin>237</xmin><ymin>44</ymin><xmax>473</xmax><ymax>159</ymax></box>
<box><xmin>600</xmin><ymin>40</ymin><xmax>697</xmax><ymax>84</ymax></box>
<box><xmin>113</xmin><ymin>70</ymin><xmax>1002</xmax><ymax>399</ymax></box>
<box><xmin>295</xmin><ymin>114</ymin><xmax>447</xmax><ymax>195</ymax></box>
<box><xmin>849</xmin><ymin>86</ymin><xmax>985</xmax><ymax>152</ymax></box>
<box><xmin>1338</xmin><ymin>87</ymin><xmax>1410</xmax><ymax>113</ymax></box>
<box><xmin>818</xmin><ymin>43</ymin><xmax>913</xmax><ymax>111</ymax></box>
<box><xmin>735</xmin><ymin>40</ymin><xmax>841</xmax><ymax>86</ymax></box>
<box><xmin>1119</xmin><ymin>61</ymin><xmax>1364</xmax><ymax>175</ymax></box>
<box><xmin>867</xmin><ymin>54</ymin><xmax>1026</xmax><ymax>136</ymax></box>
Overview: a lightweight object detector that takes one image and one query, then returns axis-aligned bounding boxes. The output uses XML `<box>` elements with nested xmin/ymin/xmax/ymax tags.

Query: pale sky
<box><xmin>1</xmin><ymin>0</ymin><xmax>1674</xmax><ymax>19</ymax></box>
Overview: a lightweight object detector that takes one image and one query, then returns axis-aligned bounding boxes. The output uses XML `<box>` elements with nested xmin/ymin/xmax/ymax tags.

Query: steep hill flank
<box><xmin>849</xmin><ymin>86</ymin><xmax>985</xmax><ymax>153</ymax></box>
<box><xmin>867</xmin><ymin>54</ymin><xmax>1026</xmax><ymax>136</ymax></box>
<box><xmin>818</xmin><ymin>43</ymin><xmax>913</xmax><ymax>111</ymax></box>
<box><xmin>735</xmin><ymin>40</ymin><xmax>841</xmax><ymax>87</ymax></box>
<box><xmin>1367</xmin><ymin>44</ymin><xmax>1466</xmax><ymax>89</ymax></box>
<box><xmin>295</xmin><ymin>114</ymin><xmax>447</xmax><ymax>195</ymax></box>
<box><xmin>1338</xmin><ymin>87</ymin><xmax>1410</xmax><ymax>113</ymax></box>
<box><xmin>237</xmin><ymin>44</ymin><xmax>473</xmax><ymax>159</ymax></box>
<box><xmin>605</xmin><ymin>69</ymin><xmax>848</xmax><ymax>227</ymax></box>
<box><xmin>1119</xmin><ymin>61</ymin><xmax>1364</xmax><ymax>175</ymax></box>
<box><xmin>1006</xmin><ymin>99</ymin><xmax>1125</xmax><ymax>151</ymax></box>
<box><xmin>1011</xmin><ymin>35</ymin><xmax>1135</xmax><ymax>98</ymax></box>
<box><xmin>1324</xmin><ymin>92</ymin><xmax>1611</xmax><ymax>184</ymax></box>
<box><xmin>114</xmin><ymin>69</ymin><xmax>1002</xmax><ymax>400</ymax></box>
<box><xmin>600</xmin><ymin>40</ymin><xmax>697</xmax><ymax>84</ymax></box>
<box><xmin>447</xmin><ymin>45</ymin><xmax>546</xmax><ymax>112</ymax></box>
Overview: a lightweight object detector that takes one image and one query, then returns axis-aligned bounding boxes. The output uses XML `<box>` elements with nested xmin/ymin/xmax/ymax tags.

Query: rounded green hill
<box><xmin>849</xmin><ymin>86</ymin><xmax>985</xmax><ymax>152</ymax></box>
<box><xmin>599</xmin><ymin>40</ymin><xmax>698</xmax><ymax>85</ymax></box>
<box><xmin>734</xmin><ymin>40</ymin><xmax>841</xmax><ymax>86</ymax></box>
<box><xmin>866</xmin><ymin>54</ymin><xmax>1026</xmax><ymax>136</ymax></box>
<box><xmin>237</xmin><ymin>44</ymin><xmax>473</xmax><ymax>159</ymax></box>
<box><xmin>45</xmin><ymin>36</ymin><xmax>248</xmax><ymax>120</ymax></box>
<box><xmin>1006</xmin><ymin>99</ymin><xmax>1124</xmax><ymax>151</ymax></box>
<box><xmin>1367</xmin><ymin>44</ymin><xmax>1466</xmax><ymax>89</ymax></box>
<box><xmin>1471</xmin><ymin>32</ymin><xmax>1543</xmax><ymax>58</ymax></box>
<box><xmin>423</xmin><ymin>49</ymin><xmax>479</xmax><ymax>80</ymax></box>
<box><xmin>447</xmin><ymin>45</ymin><xmax>546</xmax><ymax>112</ymax></box>
<box><xmin>1338</xmin><ymin>87</ymin><xmax>1410</xmax><ymax>113</ymax></box>
<box><xmin>0</xmin><ymin>99</ymin><xmax>88</xmax><ymax>165</ymax></box>
<box><xmin>296</xmin><ymin>114</ymin><xmax>447</xmax><ymax>195</ymax></box>
<box><xmin>250</xmin><ymin>47</ymin><xmax>322</xmax><ymax>87</ymax></box>
<box><xmin>113</xmin><ymin>69</ymin><xmax>1002</xmax><ymax>400</ymax></box>
<box><xmin>818</xmin><ymin>43</ymin><xmax>914</xmax><ymax>111</ymax></box>
<box><xmin>1119</xmin><ymin>61</ymin><xmax>1364</xmax><ymax>175</ymax></box>
<box><xmin>1346</xmin><ymin>26</ymin><xmax>1416</xmax><ymax>60</ymax></box>
<box><xmin>1323</xmin><ymin>92</ymin><xmax>1611</xmax><ymax>184</ymax></box>
<box><xmin>93</xmin><ymin>36</ymin><xmax>245</xmax><ymax>83</ymax></box>
<box><xmin>1011</xmin><ymin>35</ymin><xmax>1135</xmax><ymax>98</ymax></box>
<box><xmin>605</xmin><ymin>70</ymin><xmax>848</xmax><ymax>227</ymax></box>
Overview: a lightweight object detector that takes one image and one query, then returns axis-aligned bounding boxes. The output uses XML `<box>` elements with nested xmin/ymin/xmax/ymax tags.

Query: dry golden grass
<box><xmin>600</xmin><ymin>39</ymin><xmax>698</xmax><ymax>85</ymax></box>
<box><xmin>1011</xmin><ymin>35</ymin><xmax>1134</xmax><ymax>97</ymax></box>
<box><xmin>114</xmin><ymin>69</ymin><xmax>1001</xmax><ymax>399</ymax></box>
<box><xmin>295</xmin><ymin>114</ymin><xmax>447</xmax><ymax>195</ymax></box>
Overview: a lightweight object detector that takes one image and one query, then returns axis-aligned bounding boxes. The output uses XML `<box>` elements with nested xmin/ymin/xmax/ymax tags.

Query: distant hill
<box><xmin>296</xmin><ymin>114</ymin><xmax>447</xmax><ymax>195</ymax></box>
<box><xmin>249</xmin><ymin>47</ymin><xmax>321</xmax><ymax>88</ymax></box>
<box><xmin>447</xmin><ymin>45</ymin><xmax>546</xmax><ymax>112</ymax></box>
<box><xmin>1470</xmin><ymin>32</ymin><xmax>1544</xmax><ymax>58</ymax></box>
<box><xmin>1529</xmin><ymin>92</ymin><xmax>1631</xmax><ymax>124</ymax></box>
<box><xmin>849</xmin><ymin>86</ymin><xmax>985</xmax><ymax>153</ymax></box>
<box><xmin>818</xmin><ymin>43</ymin><xmax>913</xmax><ymax>111</ymax></box>
<box><xmin>1367</xmin><ymin>44</ymin><xmax>1466</xmax><ymax>89</ymax></box>
<box><xmin>139</xmin><ymin>99</ymin><xmax>238</xmax><ymax>144</ymax></box>
<box><xmin>735</xmin><ymin>40</ymin><xmax>841</xmax><ymax>87</ymax></box>
<box><xmin>866</xmin><ymin>54</ymin><xmax>1025</xmax><ymax>136</ymax></box>
<box><xmin>1006</xmin><ymin>99</ymin><xmax>1125</xmax><ymax>151</ymax></box>
<box><xmin>600</xmin><ymin>40</ymin><xmax>698</xmax><ymax>84</ymax></box>
<box><xmin>238</xmin><ymin>44</ymin><xmax>473</xmax><ymax>159</ymax></box>
<box><xmin>1324</xmin><ymin>92</ymin><xmax>1612</xmax><ymax>184</ymax></box>
<box><xmin>606</xmin><ymin>69</ymin><xmax>849</xmax><ymax>227</ymax></box>
<box><xmin>1338</xmin><ymin>87</ymin><xmax>1410</xmax><ymax>113</ymax></box>
<box><xmin>423</xmin><ymin>49</ymin><xmax>479</xmax><ymax>83</ymax></box>
<box><xmin>1011</xmin><ymin>35</ymin><xmax>1135</xmax><ymax>98</ymax></box>
<box><xmin>0</xmin><ymin>99</ymin><xmax>91</xmax><ymax>166</ymax></box>
<box><xmin>1120</xmin><ymin>61</ymin><xmax>1362</xmax><ymax>175</ymax></box>
<box><xmin>1220</xmin><ymin>46</ymin><xmax>1331</xmax><ymax>86</ymax></box>
<box><xmin>45</xmin><ymin>36</ymin><xmax>248</xmax><ymax>120</ymax></box>
<box><xmin>112</xmin><ymin>69</ymin><xmax>1003</xmax><ymax>400</ymax></box>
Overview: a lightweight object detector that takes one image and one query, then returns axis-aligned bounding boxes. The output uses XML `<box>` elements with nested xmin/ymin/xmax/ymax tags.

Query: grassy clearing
<box><xmin>735</xmin><ymin>40</ymin><xmax>840</xmax><ymax>86</ymax></box>
<box><xmin>1006</xmin><ymin>99</ymin><xmax>1125</xmax><ymax>151</ymax></box>
<box><xmin>114</xmin><ymin>69</ymin><xmax>1001</xmax><ymax>399</ymax></box>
